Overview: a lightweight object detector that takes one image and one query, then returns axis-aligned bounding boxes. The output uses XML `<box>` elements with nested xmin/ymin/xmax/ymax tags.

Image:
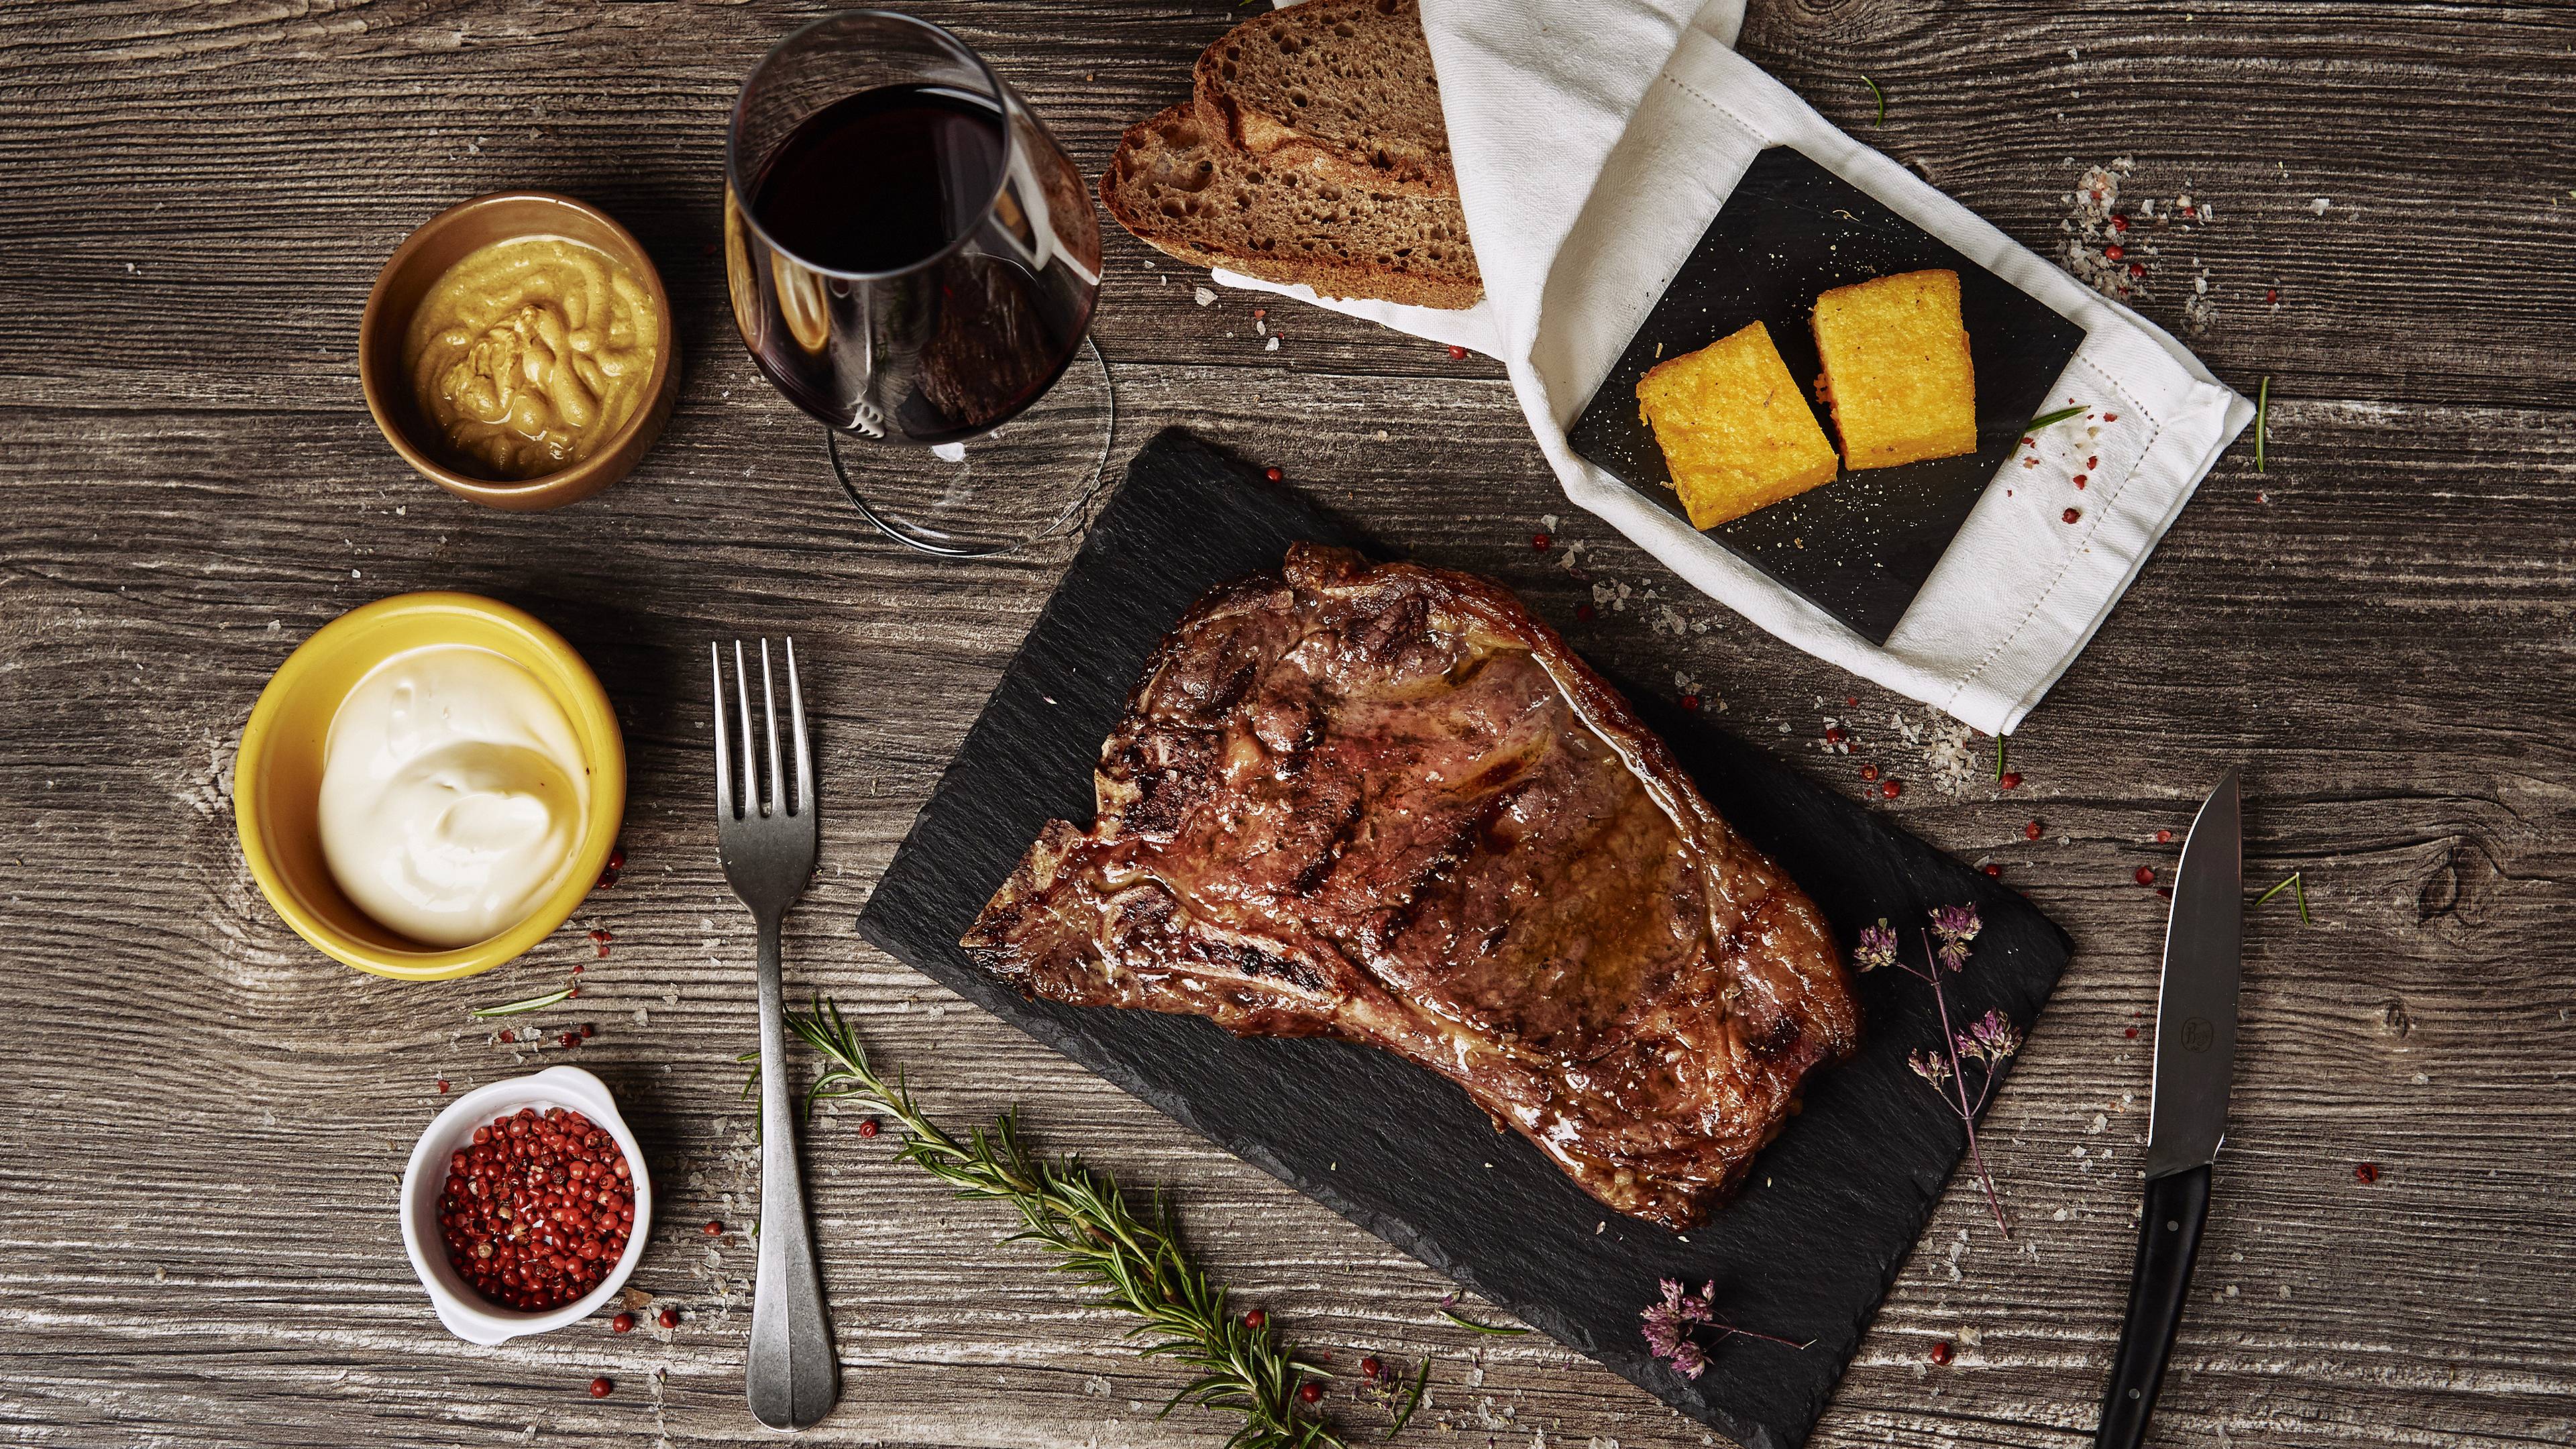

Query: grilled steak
<box><xmin>963</xmin><ymin>544</ymin><xmax>1858</xmax><ymax>1226</ymax></box>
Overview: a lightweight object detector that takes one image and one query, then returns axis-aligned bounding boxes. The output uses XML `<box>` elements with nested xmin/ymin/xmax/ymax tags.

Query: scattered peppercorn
<box><xmin>1532</xmin><ymin>532</ymin><xmax>1552</xmax><ymax>551</ymax></box>
<box><xmin>2126</xmin><ymin>1026</ymin><xmax>2139</xmax><ymax>1039</ymax></box>
<box><xmin>590</xmin><ymin>1377</ymin><xmax>614</xmax><ymax>1399</ymax></box>
<box><xmin>2266</xmin><ymin>288</ymin><xmax>2279</xmax><ymax>304</ymax></box>
<box><xmin>557</xmin><ymin>1032</ymin><xmax>581</xmax><ymax>1049</ymax></box>
<box><xmin>658</xmin><ymin>1306</ymin><xmax>681</xmax><ymax>1330</ymax></box>
<box><xmin>2155</xmin><ymin>828</ymin><xmax>2173</xmax><ymax>843</ymax></box>
<box><xmin>2072</xmin><ymin>474</ymin><xmax>2088</xmax><ymax>490</ymax></box>
<box><xmin>2135</xmin><ymin>866</ymin><xmax>2155</xmax><ymax>885</ymax></box>
<box><xmin>1360</xmin><ymin>1356</ymin><xmax>1383</xmax><ymax>1379</ymax></box>
<box><xmin>1264</xmin><ymin>466</ymin><xmax>1283</xmax><ymax>483</ymax></box>
<box><xmin>2112</xmin><ymin>215</ymin><xmax>2130</xmax><ymax>233</ymax></box>
<box><xmin>1823</xmin><ymin>727</ymin><xmax>1845</xmax><ymax>744</ymax></box>
<box><xmin>1448</xmin><ymin>343</ymin><xmax>1469</xmax><ymax>361</ymax></box>
<box><xmin>2104</xmin><ymin>244</ymin><xmax>2125</xmax><ymax>261</ymax></box>
<box><xmin>2354</xmin><ymin>1162</ymin><xmax>2381</xmax><ymax>1185</ymax></box>
<box><xmin>1244</xmin><ymin>1309</ymin><xmax>1267</xmax><ymax>1330</ymax></box>
<box><xmin>2127</xmin><ymin>262</ymin><xmax>2147</xmax><ymax>279</ymax></box>
<box><xmin>1681</xmin><ymin>694</ymin><xmax>1701</xmax><ymax>711</ymax></box>
<box><xmin>611</xmin><ymin>1311</ymin><xmax>635</xmax><ymax>1334</ymax></box>
<box><xmin>1929</xmin><ymin>1340</ymin><xmax>1953</xmax><ymax>1366</ymax></box>
<box><xmin>1982</xmin><ymin>863</ymin><xmax>2002</xmax><ymax>878</ymax></box>
<box><xmin>436</xmin><ymin>1078</ymin><xmax>451</xmax><ymax>1093</ymax></box>
<box><xmin>703</xmin><ymin>1220</ymin><xmax>724</xmax><ymax>1237</ymax></box>
<box><xmin>2063</xmin><ymin>506</ymin><xmax>2083</xmax><ymax>524</ymax></box>
<box><xmin>2103</xmin><ymin>413</ymin><xmax>2119</xmax><ymax>423</ymax></box>
<box><xmin>1999</xmin><ymin>771</ymin><xmax>2022</xmax><ymax>790</ymax></box>
<box><xmin>1860</xmin><ymin>763</ymin><xmax>1880</xmax><ymax>782</ymax></box>
<box><xmin>857</xmin><ymin>1118</ymin><xmax>881</xmax><ymax>1138</ymax></box>
<box><xmin>2024</xmin><ymin>820</ymin><xmax>2045</xmax><ymax>840</ymax></box>
<box><xmin>1880</xmin><ymin>779</ymin><xmax>1902</xmax><ymax>799</ymax></box>
<box><xmin>1297</xmin><ymin>1382</ymin><xmax>1323</xmax><ymax>1405</ymax></box>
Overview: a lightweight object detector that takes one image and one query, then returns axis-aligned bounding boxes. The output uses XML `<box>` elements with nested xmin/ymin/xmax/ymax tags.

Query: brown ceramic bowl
<box><xmin>360</xmin><ymin>192</ymin><xmax>679</xmax><ymax>511</ymax></box>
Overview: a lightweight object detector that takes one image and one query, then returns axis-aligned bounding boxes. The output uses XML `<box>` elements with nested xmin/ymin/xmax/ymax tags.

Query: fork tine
<box><xmin>784</xmin><ymin>638</ymin><xmax>811</xmax><ymax>819</ymax></box>
<box><xmin>733</xmin><ymin>641</ymin><xmax>757</xmax><ymax>815</ymax></box>
<box><xmin>711</xmin><ymin>641</ymin><xmax>734</xmax><ymax>820</ymax></box>
<box><xmin>759</xmin><ymin>641</ymin><xmax>784</xmax><ymax>821</ymax></box>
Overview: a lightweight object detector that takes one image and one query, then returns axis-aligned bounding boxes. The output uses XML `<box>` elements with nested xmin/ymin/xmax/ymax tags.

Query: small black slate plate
<box><xmin>859</xmin><ymin>430</ymin><xmax>2073</xmax><ymax>1449</ymax></box>
<box><xmin>1566</xmin><ymin>146</ymin><xmax>2088</xmax><ymax>646</ymax></box>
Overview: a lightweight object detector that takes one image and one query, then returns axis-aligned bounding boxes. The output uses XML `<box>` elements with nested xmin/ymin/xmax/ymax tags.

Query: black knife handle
<box><xmin>2093</xmin><ymin>1163</ymin><xmax>2212</xmax><ymax>1449</ymax></box>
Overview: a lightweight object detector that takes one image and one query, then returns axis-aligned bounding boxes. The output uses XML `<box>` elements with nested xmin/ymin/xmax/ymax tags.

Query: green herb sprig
<box><xmin>470</xmin><ymin>986</ymin><xmax>575</xmax><ymax>1018</ymax></box>
<box><xmin>2027</xmin><ymin>404</ymin><xmax>2089</xmax><ymax>432</ymax></box>
<box><xmin>1437</xmin><ymin>1306</ymin><xmax>1529</xmax><ymax>1336</ymax></box>
<box><xmin>2255</xmin><ymin>375</ymin><xmax>2271</xmax><ymax>472</ymax></box>
<box><xmin>1859</xmin><ymin>74</ymin><xmax>1886</xmax><ymax>127</ymax></box>
<box><xmin>755</xmin><ymin>998</ymin><xmax>1426</xmax><ymax>1448</ymax></box>
<box><xmin>2255</xmin><ymin>870</ymin><xmax>2310</xmax><ymax>924</ymax></box>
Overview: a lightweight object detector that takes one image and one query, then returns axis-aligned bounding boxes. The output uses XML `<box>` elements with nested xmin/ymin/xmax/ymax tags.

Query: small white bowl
<box><xmin>398</xmin><ymin>1065</ymin><xmax>655</xmax><ymax>1345</ymax></box>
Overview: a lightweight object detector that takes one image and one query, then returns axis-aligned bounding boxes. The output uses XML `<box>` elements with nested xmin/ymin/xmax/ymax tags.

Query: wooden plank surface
<box><xmin>3</xmin><ymin>2</ymin><xmax>2573</xmax><ymax>1447</ymax></box>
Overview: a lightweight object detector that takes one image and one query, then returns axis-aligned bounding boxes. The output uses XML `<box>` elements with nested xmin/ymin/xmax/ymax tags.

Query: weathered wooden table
<box><xmin>5</xmin><ymin>3</ymin><xmax>2571</xmax><ymax>1445</ymax></box>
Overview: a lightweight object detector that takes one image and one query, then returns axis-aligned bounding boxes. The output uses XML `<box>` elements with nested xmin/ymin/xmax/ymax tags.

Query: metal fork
<box><xmin>711</xmin><ymin>639</ymin><xmax>839</xmax><ymax>1432</ymax></box>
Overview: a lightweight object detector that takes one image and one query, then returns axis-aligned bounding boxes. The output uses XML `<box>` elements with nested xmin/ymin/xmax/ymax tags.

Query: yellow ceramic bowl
<box><xmin>233</xmin><ymin>593</ymin><xmax>626</xmax><ymax>981</ymax></box>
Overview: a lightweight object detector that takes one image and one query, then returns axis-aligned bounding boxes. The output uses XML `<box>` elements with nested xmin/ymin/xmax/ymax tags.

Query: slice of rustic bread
<box><xmin>1100</xmin><ymin>105</ymin><xmax>1483</xmax><ymax>310</ymax></box>
<box><xmin>1193</xmin><ymin>0</ymin><xmax>1454</xmax><ymax>197</ymax></box>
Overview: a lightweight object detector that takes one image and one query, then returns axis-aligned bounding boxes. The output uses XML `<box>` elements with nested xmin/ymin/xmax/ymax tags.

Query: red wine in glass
<box><xmin>726</xmin><ymin>11</ymin><xmax>1105</xmax><ymax>553</ymax></box>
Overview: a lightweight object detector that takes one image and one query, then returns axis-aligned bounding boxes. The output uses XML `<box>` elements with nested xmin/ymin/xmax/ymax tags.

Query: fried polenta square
<box><xmin>1635</xmin><ymin>321</ymin><xmax>1841</xmax><ymax>530</ymax></box>
<box><xmin>1810</xmin><ymin>268</ymin><xmax>1978</xmax><ymax>470</ymax></box>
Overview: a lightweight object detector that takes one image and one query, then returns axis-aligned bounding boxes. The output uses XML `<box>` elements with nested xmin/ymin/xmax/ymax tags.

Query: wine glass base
<box><xmin>826</xmin><ymin>335</ymin><xmax>1114</xmax><ymax>557</ymax></box>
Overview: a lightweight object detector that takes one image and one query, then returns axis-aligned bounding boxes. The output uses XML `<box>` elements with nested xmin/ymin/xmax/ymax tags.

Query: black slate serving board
<box><xmin>859</xmin><ymin>429</ymin><xmax>2073</xmax><ymax>1449</ymax></box>
<box><xmin>1566</xmin><ymin>146</ymin><xmax>2088</xmax><ymax>647</ymax></box>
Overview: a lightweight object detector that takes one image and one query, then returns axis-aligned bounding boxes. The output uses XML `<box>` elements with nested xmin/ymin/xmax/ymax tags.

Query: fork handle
<box><xmin>748</xmin><ymin>914</ymin><xmax>839</xmax><ymax>1431</ymax></box>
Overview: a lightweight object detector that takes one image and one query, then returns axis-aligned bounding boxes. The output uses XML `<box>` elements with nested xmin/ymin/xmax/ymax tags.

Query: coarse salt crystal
<box><xmin>1193</xmin><ymin>286</ymin><xmax>1217</xmax><ymax>307</ymax></box>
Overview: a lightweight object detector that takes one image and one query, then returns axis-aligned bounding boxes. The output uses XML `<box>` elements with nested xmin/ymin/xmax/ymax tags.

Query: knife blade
<box><xmin>2094</xmin><ymin>769</ymin><xmax>2243</xmax><ymax>1449</ymax></box>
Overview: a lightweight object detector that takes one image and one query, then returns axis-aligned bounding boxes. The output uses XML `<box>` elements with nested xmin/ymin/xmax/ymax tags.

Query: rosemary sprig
<box><xmin>1859</xmin><ymin>74</ymin><xmax>1886</xmax><ymax>126</ymax></box>
<box><xmin>1437</xmin><ymin>1307</ymin><xmax>1529</xmax><ymax>1336</ymax></box>
<box><xmin>2027</xmin><ymin>404</ymin><xmax>2089</xmax><ymax>431</ymax></box>
<box><xmin>761</xmin><ymin>998</ymin><xmax>1426</xmax><ymax>1448</ymax></box>
<box><xmin>2255</xmin><ymin>375</ymin><xmax>2271</xmax><ymax>472</ymax></box>
<box><xmin>470</xmin><ymin>986</ymin><xmax>575</xmax><ymax>1018</ymax></box>
<box><xmin>1994</xmin><ymin>734</ymin><xmax>2007</xmax><ymax>782</ymax></box>
<box><xmin>2255</xmin><ymin>870</ymin><xmax>2310</xmax><ymax>924</ymax></box>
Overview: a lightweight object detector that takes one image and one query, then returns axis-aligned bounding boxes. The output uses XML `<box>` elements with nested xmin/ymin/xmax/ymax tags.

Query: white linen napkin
<box><xmin>1212</xmin><ymin>0</ymin><xmax>2251</xmax><ymax>736</ymax></box>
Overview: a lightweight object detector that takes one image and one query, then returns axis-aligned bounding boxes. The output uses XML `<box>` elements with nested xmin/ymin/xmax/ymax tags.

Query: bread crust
<box><xmin>1189</xmin><ymin>0</ymin><xmax>1454</xmax><ymax>198</ymax></box>
<box><xmin>1100</xmin><ymin>105</ymin><xmax>1483</xmax><ymax>311</ymax></box>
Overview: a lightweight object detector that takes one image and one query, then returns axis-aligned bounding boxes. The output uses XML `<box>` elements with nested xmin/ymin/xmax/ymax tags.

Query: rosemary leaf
<box><xmin>765</xmin><ymin>996</ymin><xmax>1401</xmax><ymax>1449</ymax></box>
<box><xmin>1438</xmin><ymin>1307</ymin><xmax>1529</xmax><ymax>1336</ymax></box>
<box><xmin>1859</xmin><ymin>74</ymin><xmax>1885</xmax><ymax>126</ymax></box>
<box><xmin>2027</xmin><ymin>404</ymin><xmax>2088</xmax><ymax>431</ymax></box>
<box><xmin>2255</xmin><ymin>871</ymin><xmax>2310</xmax><ymax>924</ymax></box>
<box><xmin>469</xmin><ymin>986</ymin><xmax>574</xmax><ymax>1018</ymax></box>
<box><xmin>1995</xmin><ymin>734</ymin><xmax>2006</xmax><ymax>782</ymax></box>
<box><xmin>1386</xmin><ymin>1357</ymin><xmax>1430</xmax><ymax>1438</ymax></box>
<box><xmin>2255</xmin><ymin>375</ymin><xmax>2271</xmax><ymax>473</ymax></box>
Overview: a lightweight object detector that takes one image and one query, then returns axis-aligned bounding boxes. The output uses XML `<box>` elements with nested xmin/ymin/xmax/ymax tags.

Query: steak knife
<box><xmin>2094</xmin><ymin>769</ymin><xmax>2242</xmax><ymax>1449</ymax></box>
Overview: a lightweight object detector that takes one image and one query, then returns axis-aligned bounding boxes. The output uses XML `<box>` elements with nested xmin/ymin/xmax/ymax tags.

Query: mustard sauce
<box><xmin>405</xmin><ymin>236</ymin><xmax>660</xmax><ymax>480</ymax></box>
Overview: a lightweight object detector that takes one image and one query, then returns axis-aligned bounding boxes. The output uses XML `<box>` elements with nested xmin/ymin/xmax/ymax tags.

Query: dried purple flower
<box><xmin>1854</xmin><ymin>922</ymin><xmax>1899</xmax><ymax>973</ymax></box>
<box><xmin>1909</xmin><ymin>1049</ymin><xmax>1952</xmax><ymax>1087</ymax></box>
<box><xmin>1641</xmin><ymin>1302</ymin><xmax>1683</xmax><ymax>1358</ymax></box>
<box><xmin>1930</xmin><ymin>904</ymin><xmax>1982</xmax><ymax>944</ymax></box>
<box><xmin>1969</xmin><ymin>1009</ymin><xmax>2022</xmax><ymax>1061</ymax></box>
<box><xmin>1640</xmin><ymin>1279</ymin><xmax>1813</xmax><ymax>1378</ymax></box>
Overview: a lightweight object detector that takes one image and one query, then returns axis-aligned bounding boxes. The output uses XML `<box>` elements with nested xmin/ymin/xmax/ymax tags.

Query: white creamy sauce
<box><xmin>318</xmin><ymin>644</ymin><xmax>588</xmax><ymax>947</ymax></box>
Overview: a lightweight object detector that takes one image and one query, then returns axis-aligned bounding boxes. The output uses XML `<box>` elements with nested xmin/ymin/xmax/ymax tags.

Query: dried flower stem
<box><xmin>1910</xmin><ymin>933</ymin><xmax>2009</xmax><ymax>1236</ymax></box>
<box><xmin>1856</xmin><ymin>908</ymin><xmax>2020</xmax><ymax>1238</ymax></box>
<box><xmin>753</xmin><ymin>998</ymin><xmax>1424</xmax><ymax>1449</ymax></box>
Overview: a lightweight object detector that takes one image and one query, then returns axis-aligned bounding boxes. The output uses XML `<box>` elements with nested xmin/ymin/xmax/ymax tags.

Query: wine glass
<box><xmin>725</xmin><ymin>10</ymin><xmax>1110</xmax><ymax>555</ymax></box>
